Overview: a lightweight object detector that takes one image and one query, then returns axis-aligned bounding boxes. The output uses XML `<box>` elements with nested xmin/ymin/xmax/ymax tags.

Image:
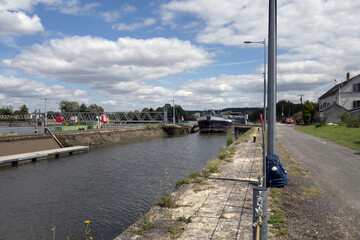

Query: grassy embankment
<box><xmin>296</xmin><ymin>125</ymin><xmax>360</xmax><ymax>152</ymax></box>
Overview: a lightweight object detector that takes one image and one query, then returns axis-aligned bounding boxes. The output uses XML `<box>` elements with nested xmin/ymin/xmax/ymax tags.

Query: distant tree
<box><xmin>276</xmin><ymin>100</ymin><xmax>302</xmax><ymax>119</ymax></box>
<box><xmin>156</xmin><ymin>103</ymin><xmax>190</xmax><ymax>122</ymax></box>
<box><xmin>59</xmin><ymin>101</ymin><xmax>80</xmax><ymax>113</ymax></box>
<box><xmin>248</xmin><ymin>108</ymin><xmax>263</xmax><ymax>122</ymax></box>
<box><xmin>88</xmin><ymin>104</ymin><xmax>104</xmax><ymax>113</ymax></box>
<box><xmin>302</xmin><ymin>101</ymin><xmax>314</xmax><ymax>125</ymax></box>
<box><xmin>0</xmin><ymin>106</ymin><xmax>13</xmax><ymax>115</ymax></box>
<box><xmin>14</xmin><ymin>105</ymin><xmax>29</xmax><ymax>115</ymax></box>
<box><xmin>79</xmin><ymin>103</ymin><xmax>88</xmax><ymax>112</ymax></box>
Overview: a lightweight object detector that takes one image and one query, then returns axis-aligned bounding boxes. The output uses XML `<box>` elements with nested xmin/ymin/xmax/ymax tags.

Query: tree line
<box><xmin>0</xmin><ymin>105</ymin><xmax>29</xmax><ymax>115</ymax></box>
<box><xmin>59</xmin><ymin>101</ymin><xmax>104</xmax><ymax>113</ymax></box>
<box><xmin>249</xmin><ymin>100</ymin><xmax>319</xmax><ymax>125</ymax></box>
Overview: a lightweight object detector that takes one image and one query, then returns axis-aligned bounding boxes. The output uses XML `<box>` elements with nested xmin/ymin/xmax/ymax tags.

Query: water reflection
<box><xmin>0</xmin><ymin>132</ymin><xmax>227</xmax><ymax>240</ymax></box>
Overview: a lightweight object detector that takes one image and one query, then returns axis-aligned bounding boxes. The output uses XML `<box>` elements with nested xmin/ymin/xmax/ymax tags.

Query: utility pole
<box><xmin>298</xmin><ymin>94</ymin><xmax>304</xmax><ymax>106</ymax></box>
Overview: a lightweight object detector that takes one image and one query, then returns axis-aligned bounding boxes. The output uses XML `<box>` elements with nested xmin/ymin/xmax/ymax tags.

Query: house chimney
<box><xmin>346</xmin><ymin>72</ymin><xmax>350</xmax><ymax>81</ymax></box>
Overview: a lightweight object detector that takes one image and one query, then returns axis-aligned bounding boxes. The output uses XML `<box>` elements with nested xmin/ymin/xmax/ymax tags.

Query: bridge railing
<box><xmin>45</xmin><ymin>111</ymin><xmax>166</xmax><ymax>124</ymax></box>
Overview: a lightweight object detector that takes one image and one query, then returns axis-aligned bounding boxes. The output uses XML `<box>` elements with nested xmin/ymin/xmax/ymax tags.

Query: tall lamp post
<box><xmin>244</xmin><ymin>39</ymin><xmax>267</xmax><ymax>187</ymax></box>
<box><xmin>44</xmin><ymin>98</ymin><xmax>47</xmax><ymax>126</ymax></box>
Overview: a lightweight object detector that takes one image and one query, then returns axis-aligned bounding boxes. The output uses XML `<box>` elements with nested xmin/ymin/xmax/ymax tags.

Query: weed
<box><xmin>298</xmin><ymin>186</ymin><xmax>322</xmax><ymax>199</ymax></box>
<box><xmin>287</xmin><ymin>167</ymin><xmax>308</xmax><ymax>177</ymax></box>
<box><xmin>193</xmin><ymin>177</ymin><xmax>206</xmax><ymax>184</ymax></box>
<box><xmin>84</xmin><ymin>220</ymin><xmax>92</xmax><ymax>240</ymax></box>
<box><xmin>168</xmin><ymin>224</ymin><xmax>184</xmax><ymax>239</ymax></box>
<box><xmin>156</xmin><ymin>195</ymin><xmax>177</xmax><ymax>208</ymax></box>
<box><xmin>201</xmin><ymin>170</ymin><xmax>211</xmax><ymax>178</ymax></box>
<box><xmin>175</xmin><ymin>178</ymin><xmax>191</xmax><ymax>188</ymax></box>
<box><xmin>268</xmin><ymin>207</ymin><xmax>287</xmax><ymax>235</ymax></box>
<box><xmin>207</xmin><ymin>159</ymin><xmax>221</xmax><ymax>173</ymax></box>
<box><xmin>281</xmin><ymin>155</ymin><xmax>300</xmax><ymax>165</ymax></box>
<box><xmin>162</xmin><ymin>210</ymin><xmax>173</xmax><ymax>218</ymax></box>
<box><xmin>188</xmin><ymin>170</ymin><xmax>200</xmax><ymax>179</ymax></box>
<box><xmin>145</xmin><ymin>124</ymin><xmax>154</xmax><ymax>130</ymax></box>
<box><xmin>228</xmin><ymin>147</ymin><xmax>235</xmax><ymax>155</ymax></box>
<box><xmin>226</xmin><ymin>134</ymin><xmax>234</xmax><ymax>146</ymax></box>
<box><xmin>127</xmin><ymin>213</ymin><xmax>155</xmax><ymax>236</ymax></box>
<box><xmin>177</xmin><ymin>216</ymin><xmax>192</xmax><ymax>224</ymax></box>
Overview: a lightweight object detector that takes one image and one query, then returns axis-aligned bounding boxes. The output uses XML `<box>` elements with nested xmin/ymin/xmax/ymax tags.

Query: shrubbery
<box><xmin>339</xmin><ymin>112</ymin><xmax>360</xmax><ymax>128</ymax></box>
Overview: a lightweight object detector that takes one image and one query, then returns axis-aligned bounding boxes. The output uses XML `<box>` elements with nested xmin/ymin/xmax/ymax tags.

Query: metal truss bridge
<box><xmin>1</xmin><ymin>111</ymin><xmax>167</xmax><ymax>124</ymax></box>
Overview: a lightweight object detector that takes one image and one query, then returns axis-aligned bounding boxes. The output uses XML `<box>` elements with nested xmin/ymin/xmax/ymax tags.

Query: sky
<box><xmin>0</xmin><ymin>0</ymin><xmax>359</xmax><ymax>113</ymax></box>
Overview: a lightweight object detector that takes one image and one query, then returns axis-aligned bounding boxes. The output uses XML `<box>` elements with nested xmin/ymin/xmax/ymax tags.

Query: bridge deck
<box><xmin>0</xmin><ymin>146</ymin><xmax>89</xmax><ymax>166</ymax></box>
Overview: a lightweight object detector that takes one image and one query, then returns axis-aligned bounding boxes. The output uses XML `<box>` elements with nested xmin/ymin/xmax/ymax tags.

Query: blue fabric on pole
<box><xmin>266</xmin><ymin>154</ymin><xmax>288</xmax><ymax>187</ymax></box>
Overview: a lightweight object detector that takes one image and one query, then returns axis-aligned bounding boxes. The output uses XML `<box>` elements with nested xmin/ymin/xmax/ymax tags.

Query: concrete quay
<box><xmin>0</xmin><ymin>146</ymin><xmax>89</xmax><ymax>166</ymax></box>
<box><xmin>116</xmin><ymin>129</ymin><xmax>263</xmax><ymax>240</ymax></box>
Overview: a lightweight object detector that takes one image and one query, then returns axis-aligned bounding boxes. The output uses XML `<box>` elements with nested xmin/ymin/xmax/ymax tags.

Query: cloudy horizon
<box><xmin>0</xmin><ymin>0</ymin><xmax>359</xmax><ymax>112</ymax></box>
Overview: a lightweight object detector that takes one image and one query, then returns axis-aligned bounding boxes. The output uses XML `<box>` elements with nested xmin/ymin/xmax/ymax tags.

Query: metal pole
<box><xmin>172</xmin><ymin>98</ymin><xmax>175</xmax><ymax>124</ymax></box>
<box><xmin>34</xmin><ymin>109</ymin><xmax>38</xmax><ymax>133</ymax></box>
<box><xmin>243</xmin><ymin>39</ymin><xmax>267</xmax><ymax>187</ymax></box>
<box><xmin>262</xmin><ymin>39</ymin><xmax>267</xmax><ymax>188</ymax></box>
<box><xmin>252</xmin><ymin>187</ymin><xmax>268</xmax><ymax>240</ymax></box>
<box><xmin>44</xmin><ymin>98</ymin><xmax>47</xmax><ymax>126</ymax></box>
<box><xmin>267</xmin><ymin>0</ymin><xmax>277</xmax><ymax>155</ymax></box>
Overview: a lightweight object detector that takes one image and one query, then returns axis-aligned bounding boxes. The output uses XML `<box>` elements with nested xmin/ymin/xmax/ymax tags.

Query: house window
<box><xmin>353</xmin><ymin>100</ymin><xmax>360</xmax><ymax>109</ymax></box>
<box><xmin>353</xmin><ymin>83</ymin><xmax>360</xmax><ymax>92</ymax></box>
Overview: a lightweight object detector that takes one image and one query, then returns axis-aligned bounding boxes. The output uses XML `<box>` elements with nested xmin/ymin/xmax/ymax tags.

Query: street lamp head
<box><xmin>244</xmin><ymin>40</ymin><xmax>265</xmax><ymax>44</ymax></box>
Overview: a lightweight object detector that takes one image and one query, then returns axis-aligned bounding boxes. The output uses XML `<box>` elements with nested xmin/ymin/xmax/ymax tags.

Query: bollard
<box><xmin>253</xmin><ymin>135</ymin><xmax>257</xmax><ymax>142</ymax></box>
<box><xmin>252</xmin><ymin>187</ymin><xmax>268</xmax><ymax>240</ymax></box>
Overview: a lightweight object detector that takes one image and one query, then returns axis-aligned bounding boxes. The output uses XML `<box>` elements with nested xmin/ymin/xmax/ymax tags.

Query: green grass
<box><xmin>297</xmin><ymin>125</ymin><xmax>360</xmax><ymax>152</ymax></box>
<box><xmin>268</xmin><ymin>207</ymin><xmax>287</xmax><ymax>235</ymax></box>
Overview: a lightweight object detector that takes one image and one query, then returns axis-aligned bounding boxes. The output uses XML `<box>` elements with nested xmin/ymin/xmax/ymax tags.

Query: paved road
<box><xmin>277</xmin><ymin>123</ymin><xmax>360</xmax><ymax>212</ymax></box>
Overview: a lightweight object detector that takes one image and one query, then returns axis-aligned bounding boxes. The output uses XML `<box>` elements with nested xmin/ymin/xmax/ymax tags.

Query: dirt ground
<box><xmin>271</xmin><ymin>140</ymin><xmax>359</xmax><ymax>239</ymax></box>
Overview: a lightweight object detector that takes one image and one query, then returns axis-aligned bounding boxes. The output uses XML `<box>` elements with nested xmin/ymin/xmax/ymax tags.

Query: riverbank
<box><xmin>0</xmin><ymin>124</ymin><xmax>199</xmax><ymax>157</ymax></box>
<box><xmin>115</xmin><ymin>127</ymin><xmax>263</xmax><ymax>239</ymax></box>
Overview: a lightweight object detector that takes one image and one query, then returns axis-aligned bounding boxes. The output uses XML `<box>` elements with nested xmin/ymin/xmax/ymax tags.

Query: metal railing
<box><xmin>0</xmin><ymin>111</ymin><xmax>166</xmax><ymax>124</ymax></box>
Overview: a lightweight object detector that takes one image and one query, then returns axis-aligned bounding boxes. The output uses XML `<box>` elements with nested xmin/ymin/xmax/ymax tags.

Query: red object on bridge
<box><xmin>101</xmin><ymin>114</ymin><xmax>107</xmax><ymax>123</ymax></box>
<box><xmin>260</xmin><ymin>114</ymin><xmax>263</xmax><ymax>123</ymax></box>
<box><xmin>56</xmin><ymin>116</ymin><xmax>63</xmax><ymax>123</ymax></box>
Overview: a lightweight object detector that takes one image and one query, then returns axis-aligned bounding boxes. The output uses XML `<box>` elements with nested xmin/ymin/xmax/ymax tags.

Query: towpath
<box><xmin>116</xmin><ymin>128</ymin><xmax>263</xmax><ymax>240</ymax></box>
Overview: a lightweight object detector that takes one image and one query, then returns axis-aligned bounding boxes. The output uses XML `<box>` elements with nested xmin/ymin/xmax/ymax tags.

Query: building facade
<box><xmin>319</xmin><ymin>73</ymin><xmax>360</xmax><ymax>123</ymax></box>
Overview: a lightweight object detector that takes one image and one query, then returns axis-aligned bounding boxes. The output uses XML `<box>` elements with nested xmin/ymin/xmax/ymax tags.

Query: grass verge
<box><xmin>297</xmin><ymin>125</ymin><xmax>360</xmax><ymax>152</ymax></box>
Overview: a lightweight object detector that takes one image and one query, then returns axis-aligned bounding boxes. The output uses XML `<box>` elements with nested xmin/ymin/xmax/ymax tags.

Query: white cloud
<box><xmin>0</xmin><ymin>10</ymin><xmax>43</xmax><ymax>35</ymax></box>
<box><xmin>3</xmin><ymin>35</ymin><xmax>213</xmax><ymax>90</ymax></box>
<box><xmin>113</xmin><ymin>18</ymin><xmax>157</xmax><ymax>31</ymax></box>
<box><xmin>0</xmin><ymin>75</ymin><xmax>90</xmax><ymax>111</ymax></box>
<box><xmin>160</xmin><ymin>0</ymin><xmax>360</xmax><ymax>99</ymax></box>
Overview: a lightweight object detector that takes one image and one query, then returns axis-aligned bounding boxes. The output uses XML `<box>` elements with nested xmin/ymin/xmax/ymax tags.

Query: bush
<box><xmin>315</xmin><ymin>122</ymin><xmax>325</xmax><ymax>128</ymax></box>
<box><xmin>293</xmin><ymin>112</ymin><xmax>304</xmax><ymax>125</ymax></box>
<box><xmin>339</xmin><ymin>112</ymin><xmax>360</xmax><ymax>128</ymax></box>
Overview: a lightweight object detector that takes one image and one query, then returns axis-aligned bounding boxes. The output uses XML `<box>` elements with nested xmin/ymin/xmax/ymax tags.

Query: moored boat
<box><xmin>197</xmin><ymin>115</ymin><xmax>234</xmax><ymax>133</ymax></box>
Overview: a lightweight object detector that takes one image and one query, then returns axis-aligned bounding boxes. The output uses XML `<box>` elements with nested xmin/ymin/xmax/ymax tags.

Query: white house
<box><xmin>318</xmin><ymin>73</ymin><xmax>360</xmax><ymax>123</ymax></box>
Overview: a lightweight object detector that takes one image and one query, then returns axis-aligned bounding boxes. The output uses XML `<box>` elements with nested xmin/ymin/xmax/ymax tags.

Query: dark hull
<box><xmin>198</xmin><ymin>117</ymin><xmax>234</xmax><ymax>133</ymax></box>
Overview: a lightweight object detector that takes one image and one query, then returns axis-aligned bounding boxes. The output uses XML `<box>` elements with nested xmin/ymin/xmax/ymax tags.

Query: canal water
<box><xmin>0</xmin><ymin>132</ymin><xmax>228</xmax><ymax>240</ymax></box>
